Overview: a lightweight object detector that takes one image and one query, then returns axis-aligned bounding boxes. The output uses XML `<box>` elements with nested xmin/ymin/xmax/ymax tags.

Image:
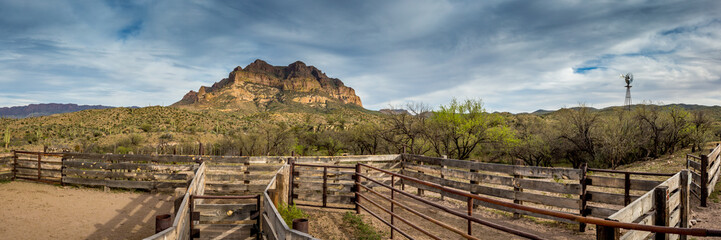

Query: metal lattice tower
<box><xmin>622</xmin><ymin>73</ymin><xmax>633</xmax><ymax>111</ymax></box>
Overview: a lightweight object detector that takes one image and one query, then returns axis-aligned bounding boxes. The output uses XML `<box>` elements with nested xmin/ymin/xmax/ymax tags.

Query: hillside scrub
<box><xmin>1</xmin><ymin>101</ymin><xmax>719</xmax><ymax>168</ymax></box>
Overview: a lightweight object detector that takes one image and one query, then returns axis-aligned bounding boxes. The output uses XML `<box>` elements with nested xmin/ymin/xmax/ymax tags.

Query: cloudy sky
<box><xmin>1</xmin><ymin>0</ymin><xmax>720</xmax><ymax>113</ymax></box>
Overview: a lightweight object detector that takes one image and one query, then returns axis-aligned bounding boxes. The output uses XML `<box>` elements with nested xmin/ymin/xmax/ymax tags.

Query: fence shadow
<box><xmin>85</xmin><ymin>191</ymin><xmax>174</xmax><ymax>240</ymax></box>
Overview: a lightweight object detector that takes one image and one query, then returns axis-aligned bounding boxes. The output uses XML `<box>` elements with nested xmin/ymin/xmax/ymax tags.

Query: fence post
<box><xmin>701</xmin><ymin>155</ymin><xmax>708</xmax><ymax>207</ymax></box>
<box><xmin>322</xmin><ymin>166</ymin><xmax>328</xmax><ymax>207</ymax></box>
<box><xmin>289</xmin><ymin>158</ymin><xmax>295</xmax><ymax>205</ymax></box>
<box><xmin>654</xmin><ymin>186</ymin><xmax>669</xmax><ymax>240</ymax></box>
<box><xmin>11</xmin><ymin>150</ymin><xmax>16</xmax><ymax>181</ymax></box>
<box><xmin>354</xmin><ymin>163</ymin><xmax>361</xmax><ymax>214</ymax></box>
<box><xmin>441</xmin><ymin>155</ymin><xmax>447</xmax><ymax>201</ymax></box>
<box><xmin>400</xmin><ymin>154</ymin><xmax>405</xmax><ymax>191</ymax></box>
<box><xmin>596</xmin><ymin>225</ymin><xmax>619</xmax><ymax>240</ymax></box>
<box><xmin>680</xmin><ymin>170</ymin><xmax>690</xmax><ymax>240</ymax></box>
<box><xmin>513</xmin><ymin>160</ymin><xmax>523</xmax><ymax>219</ymax></box>
<box><xmin>37</xmin><ymin>153</ymin><xmax>41</xmax><ymax>180</ymax></box>
<box><xmin>579</xmin><ymin>162</ymin><xmax>588</xmax><ymax>232</ymax></box>
<box><xmin>624</xmin><ymin>173</ymin><xmax>631</xmax><ymax>206</ymax></box>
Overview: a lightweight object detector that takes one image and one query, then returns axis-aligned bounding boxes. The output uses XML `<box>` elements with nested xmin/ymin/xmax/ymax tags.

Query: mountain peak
<box><xmin>172</xmin><ymin>60</ymin><xmax>362</xmax><ymax>111</ymax></box>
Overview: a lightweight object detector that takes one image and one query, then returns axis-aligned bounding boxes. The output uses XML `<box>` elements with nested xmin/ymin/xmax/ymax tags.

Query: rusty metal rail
<box><xmin>358</xmin><ymin>163</ymin><xmax>721</xmax><ymax>238</ymax></box>
<box><xmin>355</xmin><ymin>164</ymin><xmax>544</xmax><ymax>240</ymax></box>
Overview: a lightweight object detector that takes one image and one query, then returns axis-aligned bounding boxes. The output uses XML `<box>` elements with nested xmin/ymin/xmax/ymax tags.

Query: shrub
<box><xmin>342</xmin><ymin>212</ymin><xmax>384</xmax><ymax>240</ymax></box>
<box><xmin>277</xmin><ymin>202</ymin><xmax>308</xmax><ymax>229</ymax></box>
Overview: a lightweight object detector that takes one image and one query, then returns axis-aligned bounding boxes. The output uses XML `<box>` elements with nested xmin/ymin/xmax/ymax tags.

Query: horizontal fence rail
<box><xmin>358</xmin><ymin>163</ymin><xmax>721</xmax><ymax>239</ymax></box>
<box><xmin>686</xmin><ymin>144</ymin><xmax>721</xmax><ymax>207</ymax></box>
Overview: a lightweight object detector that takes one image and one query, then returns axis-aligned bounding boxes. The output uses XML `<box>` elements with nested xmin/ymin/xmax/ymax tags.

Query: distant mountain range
<box><xmin>0</xmin><ymin>103</ymin><xmax>119</xmax><ymax>118</ymax></box>
<box><xmin>529</xmin><ymin>103</ymin><xmax>721</xmax><ymax>115</ymax></box>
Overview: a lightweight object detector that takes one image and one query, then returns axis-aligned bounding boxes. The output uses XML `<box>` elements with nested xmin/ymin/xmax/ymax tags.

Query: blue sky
<box><xmin>1</xmin><ymin>0</ymin><xmax>720</xmax><ymax>113</ymax></box>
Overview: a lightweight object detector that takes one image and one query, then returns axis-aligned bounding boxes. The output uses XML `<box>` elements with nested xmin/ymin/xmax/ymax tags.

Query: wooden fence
<box><xmin>144</xmin><ymin>162</ymin><xmax>207</xmax><ymax>240</ymax></box>
<box><xmin>289</xmin><ymin>155</ymin><xmax>402</xmax><ymax>209</ymax></box>
<box><xmin>687</xmin><ymin>144</ymin><xmax>721</xmax><ymax>207</ymax></box>
<box><xmin>0</xmin><ymin>153</ymin><xmax>13</xmax><ymax>180</ymax></box>
<box><xmin>203</xmin><ymin>156</ymin><xmax>286</xmax><ymax>195</ymax></box>
<box><xmin>264</xmin><ymin>164</ymin><xmax>318</xmax><ymax>240</ymax></box>
<box><xmin>62</xmin><ymin>153</ymin><xmax>197</xmax><ymax>191</ymax></box>
<box><xmin>11</xmin><ymin>151</ymin><xmax>64</xmax><ymax>183</ymax></box>
<box><xmin>600</xmin><ymin>170</ymin><xmax>691</xmax><ymax>240</ymax></box>
<box><xmin>400</xmin><ymin>154</ymin><xmax>669</xmax><ymax>231</ymax></box>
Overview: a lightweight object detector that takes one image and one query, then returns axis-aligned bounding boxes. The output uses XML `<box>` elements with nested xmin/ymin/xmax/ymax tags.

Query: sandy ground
<box><xmin>302</xmin><ymin>190</ymin><xmax>594</xmax><ymax>240</ymax></box>
<box><xmin>0</xmin><ymin>181</ymin><xmax>174</xmax><ymax>240</ymax></box>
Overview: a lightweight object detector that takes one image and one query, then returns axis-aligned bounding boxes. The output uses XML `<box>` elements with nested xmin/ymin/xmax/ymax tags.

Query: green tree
<box><xmin>426</xmin><ymin>98</ymin><xmax>511</xmax><ymax>160</ymax></box>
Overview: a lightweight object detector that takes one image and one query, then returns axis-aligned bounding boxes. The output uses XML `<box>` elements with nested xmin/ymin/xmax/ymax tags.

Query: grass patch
<box><xmin>342</xmin><ymin>212</ymin><xmax>386</xmax><ymax>240</ymax></box>
<box><xmin>278</xmin><ymin>202</ymin><xmax>308</xmax><ymax>229</ymax></box>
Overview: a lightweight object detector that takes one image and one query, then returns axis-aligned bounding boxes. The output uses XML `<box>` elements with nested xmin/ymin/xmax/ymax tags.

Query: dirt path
<box><xmin>0</xmin><ymin>181</ymin><xmax>174</xmax><ymax>240</ymax></box>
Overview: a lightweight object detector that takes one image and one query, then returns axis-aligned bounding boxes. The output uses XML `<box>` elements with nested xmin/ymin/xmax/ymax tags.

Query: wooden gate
<box><xmin>12</xmin><ymin>151</ymin><xmax>63</xmax><ymax>184</ymax></box>
<box><xmin>289</xmin><ymin>162</ymin><xmax>356</xmax><ymax>209</ymax></box>
<box><xmin>189</xmin><ymin>194</ymin><xmax>261</xmax><ymax>240</ymax></box>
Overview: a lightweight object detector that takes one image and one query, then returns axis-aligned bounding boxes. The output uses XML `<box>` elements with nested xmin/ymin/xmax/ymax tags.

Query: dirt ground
<box><xmin>0</xmin><ymin>180</ymin><xmax>174</xmax><ymax>240</ymax></box>
<box><xmin>301</xmin><ymin>191</ymin><xmax>594</xmax><ymax>240</ymax></box>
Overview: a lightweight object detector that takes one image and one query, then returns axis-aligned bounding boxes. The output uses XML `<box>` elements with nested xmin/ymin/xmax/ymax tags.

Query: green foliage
<box><xmin>277</xmin><ymin>202</ymin><xmax>308</xmax><ymax>229</ymax></box>
<box><xmin>3</xmin><ymin>126</ymin><xmax>9</xmax><ymax>149</ymax></box>
<box><xmin>342</xmin><ymin>212</ymin><xmax>385</xmax><ymax>240</ymax></box>
<box><xmin>426</xmin><ymin>98</ymin><xmax>511</xmax><ymax>160</ymax></box>
<box><xmin>140</xmin><ymin>123</ymin><xmax>152</xmax><ymax>132</ymax></box>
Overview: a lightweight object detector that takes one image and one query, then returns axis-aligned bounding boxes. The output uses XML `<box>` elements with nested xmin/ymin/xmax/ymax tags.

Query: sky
<box><xmin>1</xmin><ymin>0</ymin><xmax>720</xmax><ymax>113</ymax></box>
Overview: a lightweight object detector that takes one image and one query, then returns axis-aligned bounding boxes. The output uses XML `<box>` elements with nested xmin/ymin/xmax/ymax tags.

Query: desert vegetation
<box><xmin>1</xmin><ymin>100</ymin><xmax>720</xmax><ymax>169</ymax></box>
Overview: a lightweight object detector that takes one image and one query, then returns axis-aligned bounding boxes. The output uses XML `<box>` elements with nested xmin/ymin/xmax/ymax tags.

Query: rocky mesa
<box><xmin>172</xmin><ymin>59</ymin><xmax>362</xmax><ymax>111</ymax></box>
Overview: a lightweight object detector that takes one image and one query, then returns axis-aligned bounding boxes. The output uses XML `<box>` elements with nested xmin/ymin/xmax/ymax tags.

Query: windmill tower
<box><xmin>621</xmin><ymin>73</ymin><xmax>633</xmax><ymax>111</ymax></box>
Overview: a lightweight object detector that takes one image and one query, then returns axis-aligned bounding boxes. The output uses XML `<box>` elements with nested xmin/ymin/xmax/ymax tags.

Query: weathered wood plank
<box><xmin>609</xmin><ymin>189</ymin><xmax>655</xmax><ymax>223</ymax></box>
<box><xmin>669</xmin><ymin>207</ymin><xmax>681</xmax><ymax>228</ymax></box>
<box><xmin>517</xmin><ymin>178</ymin><xmax>581</xmax><ymax>195</ymax></box>
<box><xmin>515</xmin><ymin>191</ymin><xmax>580</xmax><ymax>210</ymax></box>
<box><xmin>63</xmin><ymin>168</ymin><xmax>192</xmax><ymax>181</ymax></box>
<box><xmin>401</xmin><ymin>180</ymin><xmax>577</xmax><ymax>224</ymax></box>
<box><xmin>293</xmin><ymin>182</ymin><xmax>354</xmax><ymax>192</ymax></box>
<box><xmin>620</xmin><ymin>213</ymin><xmax>654</xmax><ymax>240</ymax></box>
<box><xmin>405</xmin><ymin>163</ymin><xmax>514</xmax><ymax>186</ymax></box>
<box><xmin>205</xmin><ymin>173</ymin><xmax>274</xmax><ymax>182</ymax></box>
<box><xmin>64</xmin><ymin>160</ymin><xmax>195</xmax><ymax>171</ymax></box>
<box><xmin>405</xmin><ymin>154</ymin><xmax>582</xmax><ymax>179</ymax></box>
<box><xmin>207</xmin><ymin>164</ymin><xmax>284</xmax><ymax>172</ymax></box>
<box><xmin>294</xmin><ymin>154</ymin><xmax>401</xmax><ymax>163</ymax></box>
<box><xmin>14</xmin><ymin>160</ymin><xmax>62</xmax><ymax>170</ymax></box>
<box><xmin>587</xmin><ymin>175</ymin><xmax>661</xmax><ymax>191</ymax></box>
<box><xmin>204</xmin><ymin>183</ymin><xmax>268</xmax><ymax>193</ymax></box>
<box><xmin>14</xmin><ymin>168</ymin><xmax>62</xmax><ymax>178</ymax></box>
<box><xmin>196</xmin><ymin>224</ymin><xmax>253</xmax><ymax>239</ymax></box>
<box><xmin>64</xmin><ymin>153</ymin><xmax>197</xmax><ymax>163</ymax></box>
<box><xmin>195</xmin><ymin>204</ymin><xmax>257</xmax><ymax>222</ymax></box>
<box><xmin>62</xmin><ymin>177</ymin><xmax>155</xmax><ymax>189</ymax></box>
<box><xmin>587</xmin><ymin>191</ymin><xmax>639</xmax><ymax>206</ymax></box>
<box><xmin>294</xmin><ymin>193</ymin><xmax>354</xmax><ymax>205</ymax></box>
<box><xmin>587</xmin><ymin>205</ymin><xmax>619</xmax><ymax>218</ymax></box>
<box><xmin>668</xmin><ymin>191</ymin><xmax>681</xmax><ymax>210</ymax></box>
<box><xmin>401</xmin><ymin>170</ymin><xmax>515</xmax><ymax>199</ymax></box>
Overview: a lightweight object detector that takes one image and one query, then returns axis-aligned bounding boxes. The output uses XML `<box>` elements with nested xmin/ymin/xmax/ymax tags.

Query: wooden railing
<box><xmin>0</xmin><ymin>153</ymin><xmax>15</xmax><ymax>180</ymax></box>
<box><xmin>687</xmin><ymin>144</ymin><xmax>721</xmax><ymax>206</ymax></box>
<box><xmin>144</xmin><ymin>162</ymin><xmax>207</xmax><ymax>240</ymax></box>
<box><xmin>262</xmin><ymin>164</ymin><xmax>318</xmax><ymax>240</ymax></box>
<box><xmin>401</xmin><ymin>155</ymin><xmax>589</xmax><ymax>224</ymax></box>
<box><xmin>601</xmin><ymin>170</ymin><xmax>690</xmax><ymax>240</ymax></box>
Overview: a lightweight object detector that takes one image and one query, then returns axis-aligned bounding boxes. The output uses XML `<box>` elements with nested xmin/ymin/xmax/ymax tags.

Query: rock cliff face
<box><xmin>173</xmin><ymin>60</ymin><xmax>362</xmax><ymax>110</ymax></box>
